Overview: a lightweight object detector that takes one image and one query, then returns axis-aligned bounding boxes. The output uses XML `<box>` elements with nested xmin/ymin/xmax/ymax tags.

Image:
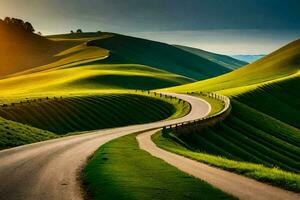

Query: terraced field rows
<box><xmin>178</xmin><ymin>101</ymin><xmax>300</xmax><ymax>172</ymax></box>
<box><xmin>236</xmin><ymin>77</ymin><xmax>300</xmax><ymax>129</ymax></box>
<box><xmin>0</xmin><ymin>94</ymin><xmax>177</xmax><ymax>134</ymax></box>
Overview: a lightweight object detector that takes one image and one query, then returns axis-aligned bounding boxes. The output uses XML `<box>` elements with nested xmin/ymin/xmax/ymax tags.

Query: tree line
<box><xmin>0</xmin><ymin>17</ymin><xmax>35</xmax><ymax>33</ymax></box>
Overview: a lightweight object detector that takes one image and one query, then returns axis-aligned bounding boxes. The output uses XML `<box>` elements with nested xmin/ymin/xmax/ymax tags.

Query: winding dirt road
<box><xmin>0</xmin><ymin>93</ymin><xmax>211</xmax><ymax>200</ymax></box>
<box><xmin>137</xmin><ymin>130</ymin><xmax>300</xmax><ymax>200</ymax></box>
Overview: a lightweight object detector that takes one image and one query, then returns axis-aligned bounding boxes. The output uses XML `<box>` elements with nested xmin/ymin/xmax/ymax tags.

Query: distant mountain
<box><xmin>175</xmin><ymin>45</ymin><xmax>247</xmax><ymax>70</ymax></box>
<box><xmin>231</xmin><ymin>55</ymin><xmax>265</xmax><ymax>63</ymax></box>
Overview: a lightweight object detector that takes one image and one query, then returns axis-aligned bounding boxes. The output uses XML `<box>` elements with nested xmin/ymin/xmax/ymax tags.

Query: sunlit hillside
<box><xmin>164</xmin><ymin>39</ymin><xmax>300</xmax><ymax>95</ymax></box>
<box><xmin>0</xmin><ymin>18</ymin><xmax>78</xmax><ymax>77</ymax></box>
<box><xmin>0</xmin><ymin>31</ymin><xmax>246</xmax><ymax>99</ymax></box>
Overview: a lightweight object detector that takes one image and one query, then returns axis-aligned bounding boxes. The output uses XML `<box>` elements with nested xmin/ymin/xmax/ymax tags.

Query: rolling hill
<box><xmin>0</xmin><ymin>94</ymin><xmax>177</xmax><ymax>134</ymax></box>
<box><xmin>165</xmin><ymin>39</ymin><xmax>300</xmax><ymax>95</ymax></box>
<box><xmin>0</xmin><ymin>92</ymin><xmax>189</xmax><ymax>148</ymax></box>
<box><xmin>87</xmin><ymin>33</ymin><xmax>232</xmax><ymax>80</ymax></box>
<box><xmin>0</xmin><ymin>31</ymin><xmax>247</xmax><ymax>97</ymax></box>
<box><xmin>155</xmin><ymin>38</ymin><xmax>300</xmax><ymax>191</ymax></box>
<box><xmin>0</xmin><ymin>116</ymin><xmax>56</xmax><ymax>149</ymax></box>
<box><xmin>0</xmin><ymin>19</ymin><xmax>78</xmax><ymax>77</ymax></box>
<box><xmin>175</xmin><ymin>45</ymin><xmax>247</xmax><ymax>70</ymax></box>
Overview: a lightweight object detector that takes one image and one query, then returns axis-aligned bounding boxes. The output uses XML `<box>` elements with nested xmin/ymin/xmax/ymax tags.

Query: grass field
<box><xmin>0</xmin><ymin>31</ymin><xmax>250</xmax><ymax>97</ymax></box>
<box><xmin>153</xmin><ymin>100</ymin><xmax>300</xmax><ymax>192</ymax></box>
<box><xmin>164</xmin><ymin>39</ymin><xmax>300</xmax><ymax>95</ymax></box>
<box><xmin>235</xmin><ymin>77</ymin><xmax>300</xmax><ymax>129</ymax></box>
<box><xmin>82</xmin><ymin>134</ymin><xmax>235</xmax><ymax>200</ymax></box>
<box><xmin>0</xmin><ymin>93</ymin><xmax>186</xmax><ymax>134</ymax></box>
<box><xmin>0</xmin><ymin>22</ymin><xmax>79</xmax><ymax>77</ymax></box>
<box><xmin>175</xmin><ymin>45</ymin><xmax>247</xmax><ymax>70</ymax></box>
<box><xmin>0</xmin><ymin>92</ymin><xmax>190</xmax><ymax>148</ymax></box>
<box><xmin>0</xmin><ymin>117</ymin><xmax>56</xmax><ymax>149</ymax></box>
<box><xmin>0</xmin><ymin>33</ymin><xmax>195</xmax><ymax>96</ymax></box>
<box><xmin>151</xmin><ymin>38</ymin><xmax>300</xmax><ymax>192</ymax></box>
<box><xmin>87</xmin><ymin>33</ymin><xmax>233</xmax><ymax>81</ymax></box>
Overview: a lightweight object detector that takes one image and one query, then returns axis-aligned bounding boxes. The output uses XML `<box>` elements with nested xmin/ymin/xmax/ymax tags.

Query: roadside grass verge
<box><xmin>82</xmin><ymin>134</ymin><xmax>236</xmax><ymax>200</ymax></box>
<box><xmin>153</xmin><ymin>100</ymin><xmax>300</xmax><ymax>192</ymax></box>
<box><xmin>153</xmin><ymin>131</ymin><xmax>300</xmax><ymax>192</ymax></box>
<box><xmin>191</xmin><ymin>93</ymin><xmax>224</xmax><ymax>115</ymax></box>
<box><xmin>0</xmin><ymin>117</ymin><xmax>56</xmax><ymax>149</ymax></box>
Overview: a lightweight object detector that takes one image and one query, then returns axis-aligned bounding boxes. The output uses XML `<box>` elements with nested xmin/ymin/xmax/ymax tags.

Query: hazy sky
<box><xmin>0</xmin><ymin>0</ymin><xmax>299</xmax><ymax>54</ymax></box>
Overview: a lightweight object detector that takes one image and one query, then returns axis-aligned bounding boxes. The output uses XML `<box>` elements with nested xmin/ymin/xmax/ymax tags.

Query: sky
<box><xmin>0</xmin><ymin>0</ymin><xmax>299</xmax><ymax>54</ymax></box>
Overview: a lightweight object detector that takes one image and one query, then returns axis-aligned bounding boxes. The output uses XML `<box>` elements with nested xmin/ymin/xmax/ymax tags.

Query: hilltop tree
<box><xmin>0</xmin><ymin>17</ymin><xmax>35</xmax><ymax>33</ymax></box>
<box><xmin>24</xmin><ymin>22</ymin><xmax>35</xmax><ymax>33</ymax></box>
<box><xmin>4</xmin><ymin>17</ymin><xmax>11</xmax><ymax>24</ymax></box>
<box><xmin>76</xmin><ymin>29</ymin><xmax>82</xmax><ymax>33</ymax></box>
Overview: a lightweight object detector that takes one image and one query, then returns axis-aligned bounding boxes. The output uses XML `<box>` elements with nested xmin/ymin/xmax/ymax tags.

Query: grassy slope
<box><xmin>153</xmin><ymin>127</ymin><xmax>300</xmax><ymax>192</ymax></box>
<box><xmin>82</xmin><ymin>134</ymin><xmax>235</xmax><ymax>200</ymax></box>
<box><xmin>0</xmin><ymin>93</ymin><xmax>182</xmax><ymax>134</ymax></box>
<box><xmin>155</xmin><ymin>41</ymin><xmax>300</xmax><ymax>191</ymax></box>
<box><xmin>87</xmin><ymin>33</ymin><xmax>232</xmax><ymax>80</ymax></box>
<box><xmin>175</xmin><ymin>45</ymin><xmax>247</xmax><ymax>70</ymax></box>
<box><xmin>154</xmin><ymin>82</ymin><xmax>300</xmax><ymax>191</ymax></box>
<box><xmin>0</xmin><ymin>23</ymin><xmax>78</xmax><ymax>77</ymax></box>
<box><xmin>0</xmin><ymin>33</ymin><xmax>197</xmax><ymax>96</ymax></box>
<box><xmin>0</xmin><ymin>117</ymin><xmax>56</xmax><ymax>149</ymax></box>
<box><xmin>164</xmin><ymin>39</ymin><xmax>300</xmax><ymax>95</ymax></box>
<box><xmin>0</xmin><ymin>61</ymin><xmax>193</xmax><ymax>96</ymax></box>
<box><xmin>0</xmin><ymin>92</ymin><xmax>190</xmax><ymax>148</ymax></box>
<box><xmin>0</xmin><ymin>31</ymin><xmax>246</xmax><ymax>96</ymax></box>
<box><xmin>235</xmin><ymin>77</ymin><xmax>300</xmax><ymax>129</ymax></box>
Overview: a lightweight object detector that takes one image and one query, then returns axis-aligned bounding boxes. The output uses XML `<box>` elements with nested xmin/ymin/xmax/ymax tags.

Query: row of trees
<box><xmin>70</xmin><ymin>29</ymin><xmax>83</xmax><ymax>34</ymax></box>
<box><xmin>0</xmin><ymin>17</ymin><xmax>35</xmax><ymax>33</ymax></box>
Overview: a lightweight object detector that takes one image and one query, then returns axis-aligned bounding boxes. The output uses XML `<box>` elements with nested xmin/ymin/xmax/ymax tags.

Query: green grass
<box><xmin>235</xmin><ymin>77</ymin><xmax>300</xmax><ymax>129</ymax></box>
<box><xmin>164</xmin><ymin>39</ymin><xmax>300</xmax><ymax>95</ymax></box>
<box><xmin>0</xmin><ymin>90</ymin><xmax>190</xmax><ymax>149</ymax></box>
<box><xmin>0</xmin><ymin>93</ymin><xmax>183</xmax><ymax>134</ymax></box>
<box><xmin>175</xmin><ymin>45</ymin><xmax>247</xmax><ymax>70</ymax></box>
<box><xmin>0</xmin><ymin>31</ymin><xmax>244</xmax><ymax>97</ymax></box>
<box><xmin>0</xmin><ymin>117</ymin><xmax>56</xmax><ymax>149</ymax></box>
<box><xmin>153</xmin><ymin>100</ymin><xmax>300</xmax><ymax>192</ymax></box>
<box><xmin>87</xmin><ymin>33</ymin><xmax>232</xmax><ymax>80</ymax></box>
<box><xmin>154</xmin><ymin>39</ymin><xmax>300</xmax><ymax>192</ymax></box>
<box><xmin>82</xmin><ymin>133</ymin><xmax>235</xmax><ymax>200</ymax></box>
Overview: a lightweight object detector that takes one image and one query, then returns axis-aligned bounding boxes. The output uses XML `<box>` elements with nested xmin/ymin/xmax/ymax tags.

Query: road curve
<box><xmin>137</xmin><ymin>131</ymin><xmax>300</xmax><ymax>200</ymax></box>
<box><xmin>0</xmin><ymin>93</ymin><xmax>211</xmax><ymax>200</ymax></box>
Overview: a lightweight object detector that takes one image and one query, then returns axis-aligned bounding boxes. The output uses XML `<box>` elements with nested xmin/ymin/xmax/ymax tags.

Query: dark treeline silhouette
<box><xmin>70</xmin><ymin>29</ymin><xmax>83</xmax><ymax>34</ymax></box>
<box><xmin>0</xmin><ymin>17</ymin><xmax>35</xmax><ymax>33</ymax></box>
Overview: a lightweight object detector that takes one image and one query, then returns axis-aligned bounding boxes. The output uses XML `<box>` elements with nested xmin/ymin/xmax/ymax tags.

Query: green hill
<box><xmin>0</xmin><ymin>92</ymin><xmax>189</xmax><ymax>148</ymax></box>
<box><xmin>0</xmin><ymin>116</ymin><xmax>56</xmax><ymax>149</ymax></box>
<box><xmin>87</xmin><ymin>33</ymin><xmax>232</xmax><ymax>80</ymax></box>
<box><xmin>0</xmin><ymin>32</ymin><xmax>241</xmax><ymax>96</ymax></box>
<box><xmin>156</xmin><ymin>38</ymin><xmax>300</xmax><ymax>191</ymax></box>
<box><xmin>0</xmin><ymin>93</ymin><xmax>181</xmax><ymax>134</ymax></box>
<box><xmin>175</xmin><ymin>45</ymin><xmax>247</xmax><ymax>70</ymax></box>
<box><xmin>0</xmin><ymin>19</ymin><xmax>78</xmax><ymax>77</ymax></box>
<box><xmin>165</xmin><ymin>39</ymin><xmax>300</xmax><ymax>95</ymax></box>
